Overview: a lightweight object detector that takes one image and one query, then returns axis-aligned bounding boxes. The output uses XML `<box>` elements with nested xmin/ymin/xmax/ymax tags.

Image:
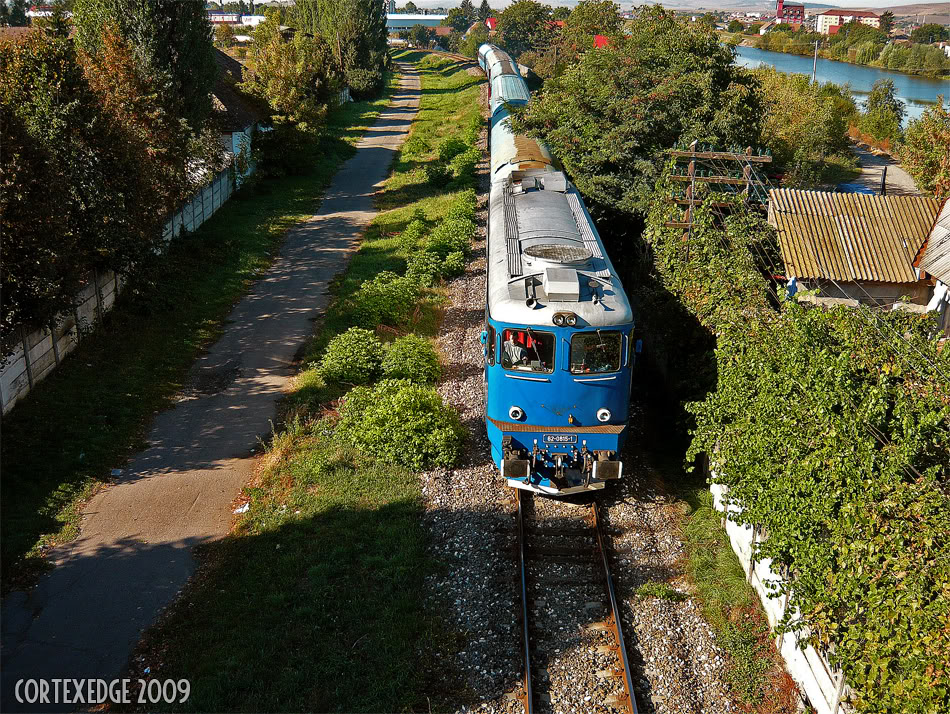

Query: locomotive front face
<box><xmin>482</xmin><ymin>320</ymin><xmax>634</xmax><ymax>495</ymax></box>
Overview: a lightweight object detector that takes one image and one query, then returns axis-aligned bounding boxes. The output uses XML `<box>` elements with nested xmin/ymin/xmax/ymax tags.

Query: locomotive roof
<box><xmin>487</xmin><ymin>175</ymin><xmax>633</xmax><ymax>328</ymax></box>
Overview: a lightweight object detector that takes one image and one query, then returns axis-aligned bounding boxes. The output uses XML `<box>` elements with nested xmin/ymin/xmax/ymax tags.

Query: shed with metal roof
<box><xmin>915</xmin><ymin>199</ymin><xmax>950</xmax><ymax>286</ymax></box>
<box><xmin>768</xmin><ymin>188</ymin><xmax>940</xmax><ymax>306</ymax></box>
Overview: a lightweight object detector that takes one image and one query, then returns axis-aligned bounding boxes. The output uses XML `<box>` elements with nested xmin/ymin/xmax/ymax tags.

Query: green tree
<box><xmin>478</xmin><ymin>0</ymin><xmax>492</xmax><ymax>21</ymax></box>
<box><xmin>898</xmin><ymin>97</ymin><xmax>950</xmax><ymax>199</ymax></box>
<box><xmin>5</xmin><ymin>0</ymin><xmax>28</xmax><ymax>26</ymax></box>
<box><xmin>294</xmin><ymin>0</ymin><xmax>387</xmax><ymax>98</ymax></box>
<box><xmin>0</xmin><ymin>23</ymin><xmax>192</xmax><ymax>334</ymax></box>
<box><xmin>551</xmin><ymin>6</ymin><xmax>571</xmax><ymax>21</ymax></box>
<box><xmin>409</xmin><ymin>23</ymin><xmax>434</xmax><ymax>47</ymax></box>
<box><xmin>72</xmin><ymin>0</ymin><xmax>215</xmax><ymax>131</ymax></box>
<box><xmin>698</xmin><ymin>12</ymin><xmax>717</xmax><ymax>28</ymax></box>
<box><xmin>403</xmin><ymin>1</ymin><xmax>418</xmax><ymax>12</ymax></box>
<box><xmin>910</xmin><ymin>23</ymin><xmax>948</xmax><ymax>45</ymax></box>
<box><xmin>459</xmin><ymin>19</ymin><xmax>489</xmax><ymax>57</ymax></box>
<box><xmin>878</xmin><ymin>10</ymin><xmax>894</xmax><ymax>33</ymax></box>
<box><xmin>865</xmin><ymin>78</ymin><xmax>905</xmax><ymax>124</ymax></box>
<box><xmin>512</xmin><ymin>6</ymin><xmax>762</xmax><ymax>214</ymax></box>
<box><xmin>215</xmin><ymin>22</ymin><xmax>236</xmax><ymax>48</ymax></box>
<box><xmin>755</xmin><ymin>68</ymin><xmax>857</xmax><ymax>186</ymax></box>
<box><xmin>459</xmin><ymin>0</ymin><xmax>476</xmax><ymax>23</ymax></box>
<box><xmin>496</xmin><ymin>0</ymin><xmax>551</xmax><ymax>57</ymax></box>
<box><xmin>562</xmin><ymin>0</ymin><xmax>620</xmax><ymax>49</ymax></box>
<box><xmin>728</xmin><ymin>19</ymin><xmax>744</xmax><ymax>33</ymax></box>
<box><xmin>443</xmin><ymin>8</ymin><xmax>471</xmax><ymax>33</ymax></box>
<box><xmin>244</xmin><ymin>13</ymin><xmax>339</xmax><ymax>124</ymax></box>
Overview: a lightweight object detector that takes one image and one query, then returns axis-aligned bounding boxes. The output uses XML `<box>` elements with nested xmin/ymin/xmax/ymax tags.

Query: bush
<box><xmin>336</xmin><ymin>379</ymin><xmax>464</xmax><ymax>469</ymax></box>
<box><xmin>859</xmin><ymin>107</ymin><xmax>902</xmax><ymax>146</ymax></box>
<box><xmin>437</xmin><ymin>136</ymin><xmax>468</xmax><ymax>163</ymax></box>
<box><xmin>406</xmin><ymin>250</ymin><xmax>443</xmax><ymax>287</ymax></box>
<box><xmin>253</xmin><ymin>121</ymin><xmax>318</xmax><ymax>178</ymax></box>
<box><xmin>423</xmin><ymin>162</ymin><xmax>452</xmax><ymax>185</ymax></box>
<box><xmin>381</xmin><ymin>334</ymin><xmax>441</xmax><ymax>384</ymax></box>
<box><xmin>398</xmin><ymin>219</ymin><xmax>428</xmax><ymax>250</ymax></box>
<box><xmin>426</xmin><ymin>218</ymin><xmax>474</xmax><ymax>259</ymax></box>
<box><xmin>445</xmin><ymin>189</ymin><xmax>477</xmax><ymax>222</ymax></box>
<box><xmin>352</xmin><ymin>271</ymin><xmax>418</xmax><ymax>327</ymax></box>
<box><xmin>318</xmin><ymin>327</ymin><xmax>383</xmax><ymax>385</ymax></box>
<box><xmin>449</xmin><ymin>146</ymin><xmax>480</xmax><ymax>183</ymax></box>
<box><xmin>443</xmin><ymin>251</ymin><xmax>466</xmax><ymax>279</ymax></box>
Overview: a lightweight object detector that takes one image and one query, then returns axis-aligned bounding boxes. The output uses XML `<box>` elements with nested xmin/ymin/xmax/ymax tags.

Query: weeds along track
<box><xmin>512</xmin><ymin>490</ymin><xmax>638</xmax><ymax>714</ymax></box>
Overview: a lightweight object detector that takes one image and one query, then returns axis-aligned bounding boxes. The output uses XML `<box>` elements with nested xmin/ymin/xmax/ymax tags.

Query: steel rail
<box><xmin>591</xmin><ymin>501</ymin><xmax>639</xmax><ymax>714</ymax></box>
<box><xmin>515</xmin><ymin>488</ymin><xmax>535</xmax><ymax>714</ymax></box>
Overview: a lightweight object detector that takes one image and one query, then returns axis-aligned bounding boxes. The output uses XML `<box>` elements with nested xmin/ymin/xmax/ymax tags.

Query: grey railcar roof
<box><xmin>487</xmin><ymin>178</ymin><xmax>633</xmax><ymax>327</ymax></box>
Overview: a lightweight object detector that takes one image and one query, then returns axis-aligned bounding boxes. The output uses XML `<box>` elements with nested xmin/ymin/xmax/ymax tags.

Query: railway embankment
<box><xmin>121</xmin><ymin>52</ymin><xmax>485</xmax><ymax>712</ymax></box>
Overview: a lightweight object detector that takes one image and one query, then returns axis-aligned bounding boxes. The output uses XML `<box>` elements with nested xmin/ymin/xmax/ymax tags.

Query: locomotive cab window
<box><xmin>570</xmin><ymin>331</ymin><xmax>622</xmax><ymax>374</ymax></box>
<box><xmin>501</xmin><ymin>329</ymin><xmax>554</xmax><ymax>373</ymax></box>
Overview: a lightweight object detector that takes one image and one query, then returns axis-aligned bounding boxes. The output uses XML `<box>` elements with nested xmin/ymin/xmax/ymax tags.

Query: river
<box><xmin>733</xmin><ymin>45</ymin><xmax>949</xmax><ymax>123</ymax></box>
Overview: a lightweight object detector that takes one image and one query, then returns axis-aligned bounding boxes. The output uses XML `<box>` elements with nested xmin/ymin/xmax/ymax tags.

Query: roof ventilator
<box><xmin>543</xmin><ymin>267</ymin><xmax>580</xmax><ymax>302</ymax></box>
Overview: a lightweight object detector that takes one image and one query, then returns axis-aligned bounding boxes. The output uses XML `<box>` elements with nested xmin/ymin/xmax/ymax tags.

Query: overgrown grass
<box><xmin>129</xmin><ymin>53</ymin><xmax>484</xmax><ymax>712</ymax></box>
<box><xmin>679</xmin><ymin>486</ymin><xmax>799</xmax><ymax>712</ymax></box>
<box><xmin>0</xmin><ymin>74</ymin><xmax>397</xmax><ymax>592</ymax></box>
<box><xmin>636</xmin><ymin>580</ymin><xmax>688</xmax><ymax>602</ymax></box>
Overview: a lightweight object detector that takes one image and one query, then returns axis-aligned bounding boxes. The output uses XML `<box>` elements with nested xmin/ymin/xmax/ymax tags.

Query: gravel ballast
<box><xmin>420</xmin><ymin>81</ymin><xmax>752</xmax><ymax>714</ymax></box>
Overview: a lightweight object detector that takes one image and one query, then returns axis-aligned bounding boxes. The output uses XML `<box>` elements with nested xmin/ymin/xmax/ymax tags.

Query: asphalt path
<box><xmin>0</xmin><ymin>63</ymin><xmax>421</xmax><ymax>713</ymax></box>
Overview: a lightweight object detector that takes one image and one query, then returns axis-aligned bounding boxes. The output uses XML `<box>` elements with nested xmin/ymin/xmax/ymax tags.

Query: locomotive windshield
<box><xmin>501</xmin><ymin>329</ymin><xmax>554</xmax><ymax>373</ymax></box>
<box><xmin>570</xmin><ymin>331</ymin><xmax>622</xmax><ymax>374</ymax></box>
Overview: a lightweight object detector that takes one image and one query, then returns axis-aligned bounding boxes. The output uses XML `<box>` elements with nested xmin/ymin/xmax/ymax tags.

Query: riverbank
<box><xmin>734</xmin><ymin>45</ymin><xmax>949</xmax><ymax>123</ymax></box>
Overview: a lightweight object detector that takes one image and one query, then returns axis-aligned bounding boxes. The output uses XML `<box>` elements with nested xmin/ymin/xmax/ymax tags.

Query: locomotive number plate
<box><xmin>543</xmin><ymin>434</ymin><xmax>577</xmax><ymax>444</ymax></box>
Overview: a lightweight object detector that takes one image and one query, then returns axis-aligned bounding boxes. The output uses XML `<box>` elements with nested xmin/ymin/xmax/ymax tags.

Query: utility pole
<box><xmin>812</xmin><ymin>40</ymin><xmax>819</xmax><ymax>83</ymax></box>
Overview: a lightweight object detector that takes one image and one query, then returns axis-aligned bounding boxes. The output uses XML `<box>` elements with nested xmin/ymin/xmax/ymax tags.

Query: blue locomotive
<box><xmin>477</xmin><ymin>44</ymin><xmax>636</xmax><ymax>496</ymax></box>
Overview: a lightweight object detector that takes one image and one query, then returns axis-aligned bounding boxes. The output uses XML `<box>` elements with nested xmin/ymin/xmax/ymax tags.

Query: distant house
<box><xmin>759</xmin><ymin>20</ymin><xmax>777</xmax><ymax>35</ymax></box>
<box><xmin>768</xmin><ymin>189</ymin><xmax>941</xmax><ymax>308</ymax></box>
<box><xmin>775</xmin><ymin>0</ymin><xmax>804</xmax><ymax>25</ymax></box>
<box><xmin>817</xmin><ymin>9</ymin><xmax>880</xmax><ymax>35</ymax></box>
<box><xmin>211</xmin><ymin>49</ymin><xmax>268</xmax><ymax>183</ymax></box>
<box><xmin>485</xmin><ymin>17</ymin><xmax>497</xmax><ymax>32</ymax></box>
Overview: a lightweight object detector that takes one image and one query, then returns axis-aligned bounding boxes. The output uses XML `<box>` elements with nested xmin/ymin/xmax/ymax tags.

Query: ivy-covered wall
<box><xmin>644</xmin><ymin>189</ymin><xmax>950</xmax><ymax>713</ymax></box>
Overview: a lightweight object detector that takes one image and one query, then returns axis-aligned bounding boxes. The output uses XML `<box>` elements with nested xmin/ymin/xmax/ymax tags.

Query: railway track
<box><xmin>512</xmin><ymin>489</ymin><xmax>638</xmax><ymax>714</ymax></box>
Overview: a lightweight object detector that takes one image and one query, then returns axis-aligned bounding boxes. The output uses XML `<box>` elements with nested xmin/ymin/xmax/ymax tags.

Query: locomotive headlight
<box><xmin>509</xmin><ymin>405</ymin><xmax>525</xmax><ymax>421</ymax></box>
<box><xmin>565</xmin><ymin>314</ymin><xmax>577</xmax><ymax>326</ymax></box>
<box><xmin>553</xmin><ymin>314</ymin><xmax>565</xmax><ymax>326</ymax></box>
<box><xmin>596</xmin><ymin>408</ymin><xmax>611</xmax><ymax>423</ymax></box>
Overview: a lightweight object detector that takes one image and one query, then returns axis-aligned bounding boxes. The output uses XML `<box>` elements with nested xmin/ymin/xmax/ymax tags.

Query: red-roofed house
<box><xmin>485</xmin><ymin>17</ymin><xmax>497</xmax><ymax>31</ymax></box>
<box><xmin>817</xmin><ymin>9</ymin><xmax>879</xmax><ymax>35</ymax></box>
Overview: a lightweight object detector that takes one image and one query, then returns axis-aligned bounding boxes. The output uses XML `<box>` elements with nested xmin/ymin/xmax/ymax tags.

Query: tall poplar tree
<box><xmin>72</xmin><ymin>0</ymin><xmax>216</xmax><ymax>130</ymax></box>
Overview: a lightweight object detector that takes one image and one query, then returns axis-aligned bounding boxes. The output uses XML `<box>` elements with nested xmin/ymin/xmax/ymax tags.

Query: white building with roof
<box><xmin>386</xmin><ymin>13</ymin><xmax>448</xmax><ymax>32</ymax></box>
<box><xmin>817</xmin><ymin>9</ymin><xmax>880</xmax><ymax>35</ymax></box>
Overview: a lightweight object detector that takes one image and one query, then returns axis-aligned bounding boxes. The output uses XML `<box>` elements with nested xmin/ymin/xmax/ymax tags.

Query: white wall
<box><xmin>711</xmin><ymin>483</ymin><xmax>853</xmax><ymax>714</ymax></box>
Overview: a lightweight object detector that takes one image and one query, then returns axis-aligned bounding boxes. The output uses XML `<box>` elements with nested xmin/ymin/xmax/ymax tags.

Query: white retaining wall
<box><xmin>710</xmin><ymin>482</ymin><xmax>852</xmax><ymax>714</ymax></box>
<box><xmin>1</xmin><ymin>168</ymin><xmax>235</xmax><ymax>415</ymax></box>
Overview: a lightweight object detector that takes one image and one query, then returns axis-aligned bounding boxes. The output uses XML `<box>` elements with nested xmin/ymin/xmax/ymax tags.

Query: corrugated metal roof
<box><xmin>919</xmin><ymin>199</ymin><xmax>950</xmax><ymax>285</ymax></box>
<box><xmin>768</xmin><ymin>189</ymin><xmax>939</xmax><ymax>284</ymax></box>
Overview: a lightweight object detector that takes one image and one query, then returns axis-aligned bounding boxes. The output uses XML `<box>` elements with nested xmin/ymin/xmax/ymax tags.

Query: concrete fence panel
<box><xmin>711</xmin><ymin>483</ymin><xmax>851</xmax><ymax>713</ymax></box>
<box><xmin>1</xmin><ymin>167</ymin><xmax>234</xmax><ymax>415</ymax></box>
